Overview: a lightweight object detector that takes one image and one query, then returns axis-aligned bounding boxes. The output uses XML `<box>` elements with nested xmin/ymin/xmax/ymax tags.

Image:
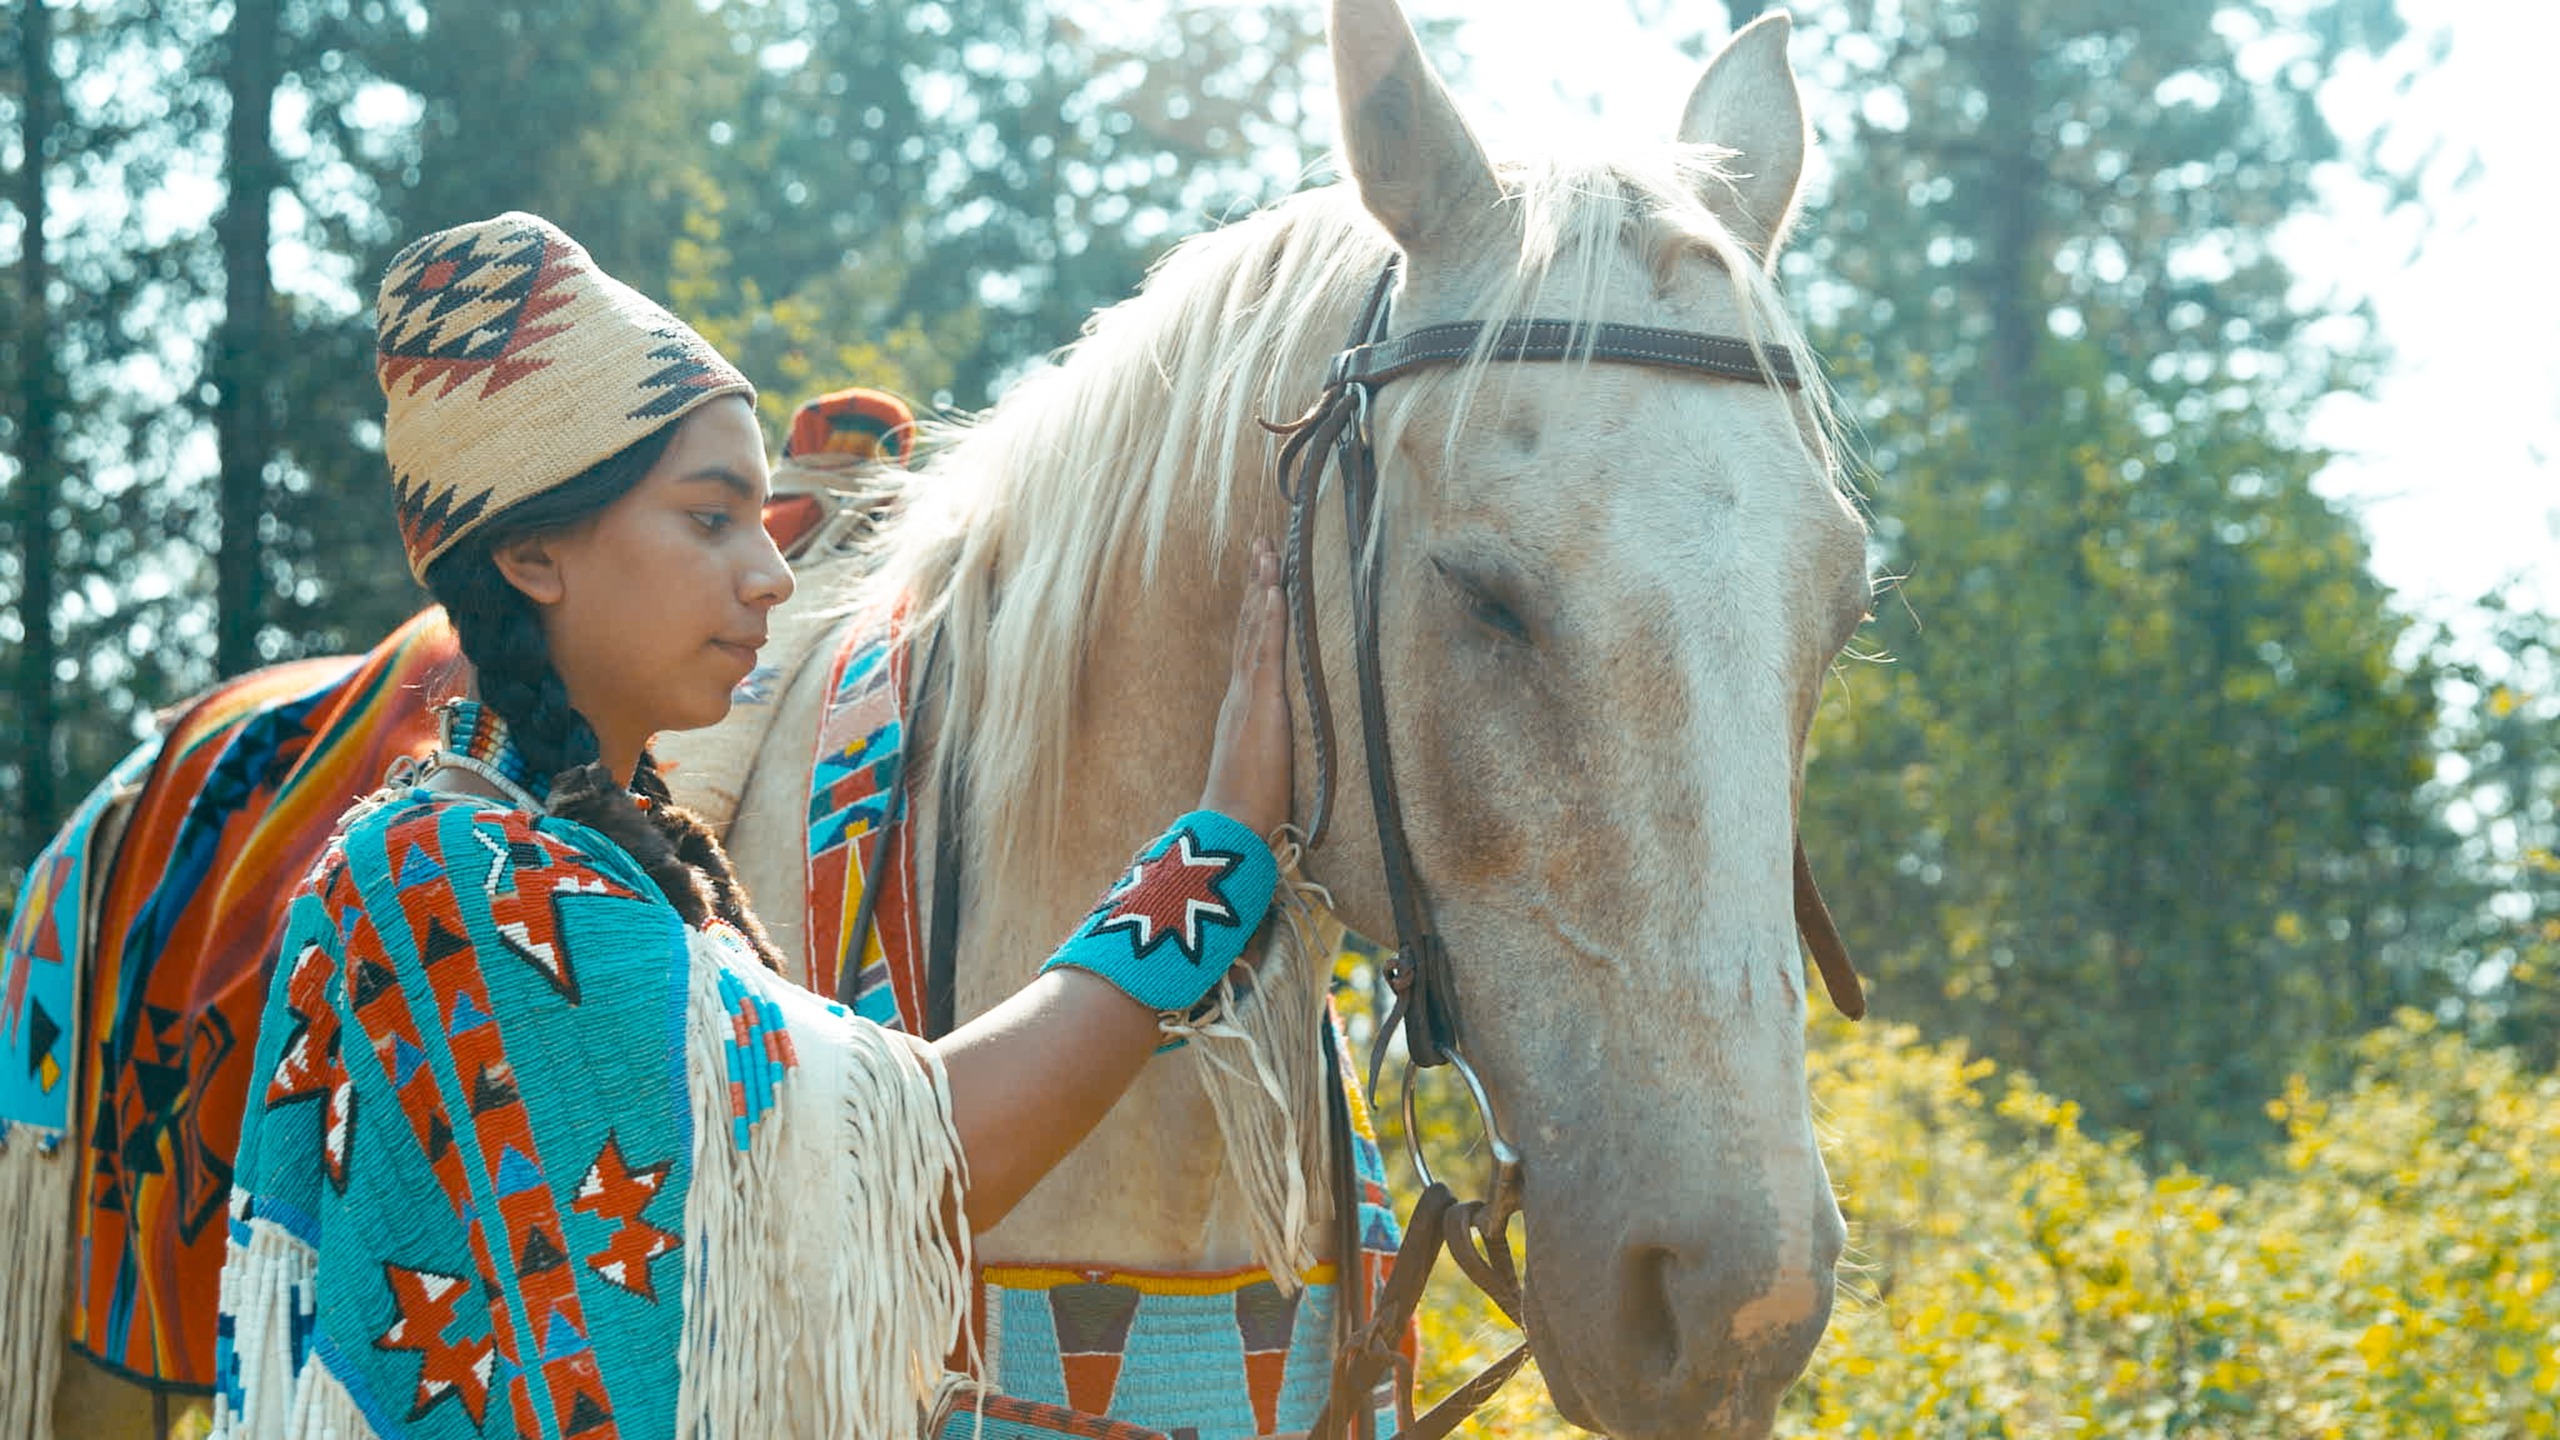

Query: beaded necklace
<box><xmin>424</xmin><ymin>697</ymin><xmax>546</xmax><ymax>813</ymax></box>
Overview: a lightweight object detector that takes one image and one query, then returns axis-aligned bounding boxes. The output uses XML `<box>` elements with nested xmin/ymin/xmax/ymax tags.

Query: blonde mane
<box><xmin>843</xmin><ymin>147</ymin><xmax>1842</xmax><ymax>898</ymax></box>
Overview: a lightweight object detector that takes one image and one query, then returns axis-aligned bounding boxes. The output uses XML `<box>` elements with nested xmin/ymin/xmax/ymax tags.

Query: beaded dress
<box><xmin>211</xmin><ymin>701</ymin><xmax>970</xmax><ymax>1440</ymax></box>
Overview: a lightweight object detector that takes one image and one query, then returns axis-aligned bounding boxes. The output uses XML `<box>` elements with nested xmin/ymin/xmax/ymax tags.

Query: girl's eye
<box><xmin>692</xmin><ymin>510</ymin><xmax>733</xmax><ymax>535</ymax></box>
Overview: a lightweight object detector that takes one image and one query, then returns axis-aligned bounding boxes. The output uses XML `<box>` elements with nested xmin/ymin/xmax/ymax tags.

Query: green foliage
<box><xmin>1803</xmin><ymin>332</ymin><xmax>2457</xmax><ymax>1164</ymax></box>
<box><xmin>1790</xmin><ymin>1011</ymin><xmax>2560</xmax><ymax>1437</ymax></box>
<box><xmin>1387</xmin><ymin>1010</ymin><xmax>2560</xmax><ymax>1437</ymax></box>
<box><xmin>705</xmin><ymin>0</ymin><xmax>1327</xmax><ymax>405</ymax></box>
<box><xmin>2430</xmin><ymin>601</ymin><xmax>2560</xmax><ymax>1067</ymax></box>
<box><xmin>2</xmin><ymin>0</ymin><xmax>235</xmax><ymax>870</ymax></box>
<box><xmin>663</xmin><ymin>169</ymin><xmax>970</xmax><ymax>438</ymax></box>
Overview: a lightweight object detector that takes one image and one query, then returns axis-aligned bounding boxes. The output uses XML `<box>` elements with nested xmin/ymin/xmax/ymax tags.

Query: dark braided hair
<box><xmin>423</xmin><ymin>422</ymin><xmax>785</xmax><ymax>972</ymax></box>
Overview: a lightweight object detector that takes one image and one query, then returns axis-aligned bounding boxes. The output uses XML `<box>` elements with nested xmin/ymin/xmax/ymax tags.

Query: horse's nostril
<box><xmin>1622</xmin><ymin>1242</ymin><xmax>1686</xmax><ymax>1378</ymax></box>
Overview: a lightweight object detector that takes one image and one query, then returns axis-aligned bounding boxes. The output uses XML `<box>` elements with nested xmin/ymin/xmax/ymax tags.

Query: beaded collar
<box><xmin>426</xmin><ymin>697</ymin><xmax>547</xmax><ymax>812</ymax></box>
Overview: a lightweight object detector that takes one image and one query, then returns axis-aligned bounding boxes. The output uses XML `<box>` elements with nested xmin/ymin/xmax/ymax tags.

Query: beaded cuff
<box><xmin>1040</xmin><ymin>810</ymin><xmax>1279</xmax><ymax>1014</ymax></box>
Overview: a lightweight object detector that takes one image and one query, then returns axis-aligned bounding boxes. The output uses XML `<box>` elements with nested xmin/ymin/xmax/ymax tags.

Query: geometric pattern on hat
<box><xmin>375</xmin><ymin>211</ymin><xmax>753</xmax><ymax>582</ymax></box>
<box><xmin>377</xmin><ymin>221</ymin><xmax>578</xmax><ymax>401</ymax></box>
<box><xmin>631</xmin><ymin>326</ymin><xmax>745</xmax><ymax>420</ymax></box>
<box><xmin>379</xmin><ymin>222</ymin><xmax>582</xmax><ymax>565</ymax></box>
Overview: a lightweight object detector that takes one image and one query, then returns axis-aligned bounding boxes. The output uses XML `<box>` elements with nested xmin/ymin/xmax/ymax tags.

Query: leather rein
<box><xmin>1275</xmin><ymin>259</ymin><xmax>1866</xmax><ymax>1440</ymax></box>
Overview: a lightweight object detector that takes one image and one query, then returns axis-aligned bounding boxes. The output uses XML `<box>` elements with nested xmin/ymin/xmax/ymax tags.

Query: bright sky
<box><xmin>1410</xmin><ymin>0</ymin><xmax>2559</xmax><ymax>631</ymax></box>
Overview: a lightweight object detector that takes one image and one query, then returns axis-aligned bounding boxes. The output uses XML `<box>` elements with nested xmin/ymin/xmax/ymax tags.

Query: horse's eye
<box><xmin>1432</xmin><ymin>556</ymin><xmax>1532</xmax><ymax>644</ymax></box>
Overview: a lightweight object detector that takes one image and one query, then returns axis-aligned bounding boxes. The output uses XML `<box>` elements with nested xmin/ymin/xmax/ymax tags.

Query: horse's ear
<box><xmin>1330</xmin><ymin>0</ymin><xmax>1502</xmax><ymax>257</ymax></box>
<box><xmin>1677</xmin><ymin>12</ymin><xmax>1808</xmax><ymax>264</ymax></box>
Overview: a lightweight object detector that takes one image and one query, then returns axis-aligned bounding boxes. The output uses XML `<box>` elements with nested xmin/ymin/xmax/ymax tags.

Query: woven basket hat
<box><xmin>376</xmin><ymin>211</ymin><xmax>754</xmax><ymax>582</ymax></box>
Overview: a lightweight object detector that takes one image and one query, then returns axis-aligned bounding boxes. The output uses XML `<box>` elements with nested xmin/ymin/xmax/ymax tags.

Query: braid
<box><xmin>439</xmin><ymin>559</ymin><xmax>600</xmax><ymax>780</ymax></box>
<box><xmin>431</xmin><ymin>562</ymin><xmax>700</xmax><ymax>922</ymax></box>
<box><xmin>632</xmin><ymin>752</ymin><xmax>786</xmax><ymax>973</ymax></box>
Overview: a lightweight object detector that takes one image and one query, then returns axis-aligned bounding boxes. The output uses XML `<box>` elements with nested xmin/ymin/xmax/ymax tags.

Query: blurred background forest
<box><xmin>2</xmin><ymin>0</ymin><xmax>2554</xmax><ymax>1430</ymax></box>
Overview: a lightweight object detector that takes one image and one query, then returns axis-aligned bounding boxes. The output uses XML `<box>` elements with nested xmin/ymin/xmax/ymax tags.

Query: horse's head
<box><xmin>1308</xmin><ymin>3</ymin><xmax>1869</xmax><ymax>1433</ymax></box>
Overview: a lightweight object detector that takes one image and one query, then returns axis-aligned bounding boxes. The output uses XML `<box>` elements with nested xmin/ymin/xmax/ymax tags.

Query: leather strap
<box><xmin>1795</xmin><ymin>838</ymin><xmax>1864</xmax><ymax>1020</ymax></box>
<box><xmin>1307</xmin><ymin>1182</ymin><xmax>1456</xmax><ymax>1440</ymax></box>
<box><xmin>835</xmin><ymin>777</ymin><xmax>906</xmax><ymax>1008</ymax></box>
<box><xmin>826</xmin><ymin>622</ymin><xmax>938</xmax><ymax>1015</ymax></box>
<box><xmin>1322</xmin><ymin>1007</ymin><xmax>1379</xmax><ymax>1440</ymax></box>
<box><xmin>916</xmin><ymin>629</ymin><xmax>964</xmax><ymax>1040</ymax></box>
<box><xmin>1331</xmin><ymin>317</ymin><xmax>1803</xmax><ymax>391</ymax></box>
<box><xmin>1336</xmin><ymin>336</ymin><xmax>1460</xmax><ymax>1075</ymax></box>
<box><xmin>1306</xmin><ymin>1179</ymin><xmax>1535</xmax><ymax>1440</ymax></box>
<box><xmin>1273</xmin><ymin>264</ymin><xmax>1396</xmax><ymax>851</ymax></box>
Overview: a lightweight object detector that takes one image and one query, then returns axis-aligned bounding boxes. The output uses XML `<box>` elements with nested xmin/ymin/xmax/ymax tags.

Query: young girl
<box><xmin>211</xmin><ymin>213</ymin><xmax>1293</xmax><ymax>1439</ymax></box>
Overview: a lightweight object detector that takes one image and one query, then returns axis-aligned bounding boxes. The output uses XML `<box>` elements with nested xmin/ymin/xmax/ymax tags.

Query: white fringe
<box><xmin>675</xmin><ymin>927</ymin><xmax>972</xmax><ymax>1440</ymax></box>
<box><xmin>0</xmin><ymin>773</ymin><xmax>138</xmax><ymax>1440</ymax></box>
<box><xmin>1158</xmin><ymin>832</ymin><xmax>1336</xmax><ymax>1290</ymax></box>
<box><xmin>209</xmin><ymin>1213</ymin><xmax>377</xmax><ymax>1440</ymax></box>
<box><xmin>0</xmin><ymin>1127</ymin><xmax>77</xmax><ymax>1440</ymax></box>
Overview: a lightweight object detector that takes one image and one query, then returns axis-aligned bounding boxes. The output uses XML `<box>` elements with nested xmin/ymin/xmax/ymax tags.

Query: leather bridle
<box><xmin>1277</xmin><ymin>259</ymin><xmax>1866</xmax><ymax>1440</ymax></box>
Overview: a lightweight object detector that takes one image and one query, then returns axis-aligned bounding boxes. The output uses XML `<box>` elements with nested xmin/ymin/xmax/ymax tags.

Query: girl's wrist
<box><xmin>1037</xmin><ymin>809</ymin><xmax>1279</xmax><ymax>1014</ymax></box>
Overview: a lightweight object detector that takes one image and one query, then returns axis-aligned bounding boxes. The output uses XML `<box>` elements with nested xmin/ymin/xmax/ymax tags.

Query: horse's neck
<box><xmin>726</xmin><ymin>515</ymin><xmax>1297</xmax><ymax>1268</ymax></box>
<box><xmin>941</xmin><ymin>537</ymin><xmax>1284</xmax><ymax>1268</ymax></box>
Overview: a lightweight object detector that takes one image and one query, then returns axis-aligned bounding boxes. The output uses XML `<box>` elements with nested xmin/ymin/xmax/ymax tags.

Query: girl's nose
<box><xmin>746</xmin><ymin>532</ymin><xmax>795</xmax><ymax>608</ymax></box>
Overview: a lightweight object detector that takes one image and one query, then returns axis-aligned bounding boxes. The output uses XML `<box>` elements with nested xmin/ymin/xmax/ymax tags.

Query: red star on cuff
<box><xmin>1091</xmin><ymin>832</ymin><xmax>1243</xmax><ymax>965</ymax></box>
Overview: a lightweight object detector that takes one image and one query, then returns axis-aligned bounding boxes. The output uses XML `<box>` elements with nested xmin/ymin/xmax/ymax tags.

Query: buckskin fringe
<box><xmin>676</xmin><ymin>929</ymin><xmax>971</xmax><ymax>1440</ymax></box>
<box><xmin>1159</xmin><ymin>833</ymin><xmax>1335</xmax><ymax>1289</ymax></box>
<box><xmin>209</xmin><ymin>1215</ymin><xmax>378</xmax><ymax>1440</ymax></box>
<box><xmin>0</xmin><ymin>1127</ymin><xmax>77</xmax><ymax>1440</ymax></box>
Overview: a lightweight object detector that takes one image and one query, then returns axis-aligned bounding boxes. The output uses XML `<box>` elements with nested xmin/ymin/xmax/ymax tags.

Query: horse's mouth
<box><xmin>1518</xmin><ymin>1263</ymin><xmax>1601</xmax><ymax>1431</ymax></box>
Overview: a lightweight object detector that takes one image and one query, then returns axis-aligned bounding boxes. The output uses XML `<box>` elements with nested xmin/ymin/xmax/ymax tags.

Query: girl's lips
<box><xmin>711</xmin><ymin>638</ymin><xmax>762</xmax><ymax>668</ymax></box>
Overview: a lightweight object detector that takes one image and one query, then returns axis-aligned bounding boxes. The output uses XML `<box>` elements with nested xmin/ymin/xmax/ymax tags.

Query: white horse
<box><xmin>727</xmin><ymin>1</ymin><xmax>1868</xmax><ymax>1433</ymax></box>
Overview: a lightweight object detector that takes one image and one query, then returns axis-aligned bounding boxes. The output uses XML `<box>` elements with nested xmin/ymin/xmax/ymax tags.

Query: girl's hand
<box><xmin>1199</xmin><ymin>537</ymin><xmax>1291</xmax><ymax>842</ymax></box>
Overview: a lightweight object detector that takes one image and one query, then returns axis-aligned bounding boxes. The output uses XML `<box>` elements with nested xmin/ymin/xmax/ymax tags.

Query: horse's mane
<box><xmin>844</xmin><ymin>146</ymin><xmax>1841</xmax><ymax>895</ymax></box>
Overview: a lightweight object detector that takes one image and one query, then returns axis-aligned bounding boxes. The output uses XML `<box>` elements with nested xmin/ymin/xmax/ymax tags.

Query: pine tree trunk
<box><xmin>14</xmin><ymin>0</ymin><xmax>62</xmax><ymax>837</ymax></box>
<box><xmin>214</xmin><ymin>0</ymin><xmax>279</xmax><ymax>676</ymax></box>
<box><xmin>1976</xmin><ymin>0</ymin><xmax>2042</xmax><ymax>424</ymax></box>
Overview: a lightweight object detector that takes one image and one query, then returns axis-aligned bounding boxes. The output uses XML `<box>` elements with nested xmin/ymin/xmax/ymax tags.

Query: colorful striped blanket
<box><xmin>0</xmin><ymin>607</ymin><xmax>454</xmax><ymax>1393</ymax></box>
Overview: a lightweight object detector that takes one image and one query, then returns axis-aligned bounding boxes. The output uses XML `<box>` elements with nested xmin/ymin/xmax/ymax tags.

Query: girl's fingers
<box><xmin>1235</xmin><ymin>538</ymin><xmax>1280</xmax><ymax>676</ymax></box>
<box><xmin>1233</xmin><ymin>540</ymin><xmax>1271</xmax><ymax>673</ymax></box>
<box><xmin>1198</xmin><ymin>538</ymin><xmax>1292</xmax><ymax>840</ymax></box>
<box><xmin>1258</xmin><ymin>583</ymin><xmax>1284</xmax><ymax>678</ymax></box>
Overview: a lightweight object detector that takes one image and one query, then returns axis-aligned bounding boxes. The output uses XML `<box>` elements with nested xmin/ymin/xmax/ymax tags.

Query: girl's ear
<box><xmin>491</xmin><ymin>533</ymin><xmax>568</xmax><ymax>606</ymax></box>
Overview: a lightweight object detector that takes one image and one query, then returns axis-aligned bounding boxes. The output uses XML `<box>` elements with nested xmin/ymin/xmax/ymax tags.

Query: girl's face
<box><xmin>496</xmin><ymin>396</ymin><xmax>793</xmax><ymax>774</ymax></box>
